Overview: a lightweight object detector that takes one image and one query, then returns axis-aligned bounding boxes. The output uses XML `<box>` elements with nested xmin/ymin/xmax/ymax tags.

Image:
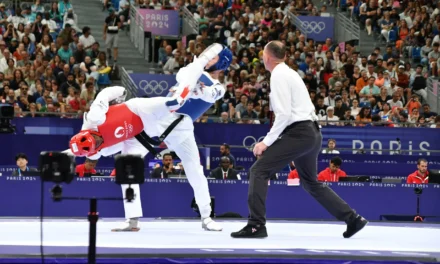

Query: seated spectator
<box><xmin>209</xmin><ymin>157</ymin><xmax>240</xmax><ymax>180</ymax></box>
<box><xmin>387</xmin><ymin>92</ymin><xmax>403</xmax><ymax>108</ymax></box>
<box><xmin>430</xmin><ymin>116</ymin><xmax>440</xmax><ymax>129</ymax></box>
<box><xmin>318</xmin><ymin>156</ymin><xmax>347</xmax><ymax>182</ymax></box>
<box><xmin>369</xmin><ymin>114</ymin><xmax>394</xmax><ymax>127</ymax></box>
<box><xmin>11</xmin><ymin>153</ymin><xmax>38</xmax><ymax>176</ymax></box>
<box><xmin>218</xmin><ymin>112</ymin><xmax>232</xmax><ymax>123</ymax></box>
<box><xmin>408</xmin><ymin>107</ymin><xmax>420</xmax><ymax>124</ymax></box>
<box><xmin>320</xmin><ymin>106</ymin><xmax>339</xmax><ymax>126</ymax></box>
<box><xmin>355</xmin><ymin>107</ymin><xmax>372</xmax><ymax>126</ymax></box>
<box><xmin>219</xmin><ymin>143</ymin><xmax>236</xmax><ymax>168</ymax></box>
<box><xmin>75</xmin><ymin>159</ymin><xmax>98</xmax><ymax>177</ymax></box>
<box><xmin>315</xmin><ymin>96</ymin><xmax>328</xmax><ymax>118</ymax></box>
<box><xmin>151</xmin><ymin>153</ymin><xmax>177</xmax><ymax>179</ymax></box>
<box><xmin>334</xmin><ymin>97</ymin><xmax>348</xmax><ymax>119</ymax></box>
<box><xmin>360</xmin><ymin>77</ymin><xmax>380</xmax><ymax>103</ymax></box>
<box><xmin>80</xmin><ymin>82</ymin><xmax>96</xmax><ymax>106</ymax></box>
<box><xmin>241</xmin><ymin>101</ymin><xmax>258</xmax><ymax>123</ymax></box>
<box><xmin>58</xmin><ymin>41</ymin><xmax>73</xmax><ymax>63</ymax></box>
<box><xmin>163</xmin><ymin>50</ymin><xmax>180</xmax><ymax>74</ymax></box>
<box><xmin>322</xmin><ymin>139</ymin><xmax>340</xmax><ymax>154</ymax></box>
<box><xmin>340</xmin><ymin>109</ymin><xmax>355</xmax><ymax>126</ymax></box>
<box><xmin>407</xmin><ymin>158</ymin><xmax>429</xmax><ymax>184</ymax></box>
<box><xmin>196</xmin><ymin>113</ymin><xmax>214</xmax><ymax>123</ymax></box>
<box><xmin>422</xmin><ymin>104</ymin><xmax>437</xmax><ymax>123</ymax></box>
<box><xmin>406</xmin><ymin>94</ymin><xmax>422</xmax><ymax>115</ymax></box>
<box><xmin>324</xmin><ymin>89</ymin><xmax>337</xmax><ymax>107</ymax></box>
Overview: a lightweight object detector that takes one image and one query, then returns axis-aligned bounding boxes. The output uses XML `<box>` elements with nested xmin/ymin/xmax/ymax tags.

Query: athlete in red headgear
<box><xmin>66</xmin><ymin>43</ymin><xmax>232</xmax><ymax>232</ymax></box>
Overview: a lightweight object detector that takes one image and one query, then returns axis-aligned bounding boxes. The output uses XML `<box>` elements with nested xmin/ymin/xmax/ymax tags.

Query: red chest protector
<box><xmin>96</xmin><ymin>103</ymin><xmax>144</xmax><ymax>151</ymax></box>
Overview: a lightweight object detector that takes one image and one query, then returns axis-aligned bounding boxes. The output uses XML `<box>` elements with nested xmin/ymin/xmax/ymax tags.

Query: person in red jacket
<box><xmin>318</xmin><ymin>156</ymin><xmax>347</xmax><ymax>182</ymax></box>
<box><xmin>288</xmin><ymin>169</ymin><xmax>299</xmax><ymax>179</ymax></box>
<box><xmin>407</xmin><ymin>158</ymin><xmax>429</xmax><ymax>184</ymax></box>
<box><xmin>75</xmin><ymin>159</ymin><xmax>98</xmax><ymax>177</ymax></box>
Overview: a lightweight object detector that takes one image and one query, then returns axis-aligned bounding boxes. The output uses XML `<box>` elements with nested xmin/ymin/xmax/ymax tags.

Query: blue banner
<box><xmin>128</xmin><ymin>73</ymin><xmax>177</xmax><ymax>97</ymax></box>
<box><xmin>0</xmin><ymin>177</ymin><xmax>439</xmax><ymax>221</ymax></box>
<box><xmin>297</xmin><ymin>16</ymin><xmax>334</xmax><ymax>42</ymax></box>
<box><xmin>10</xmin><ymin>119</ymin><xmax>440</xmax><ymax>156</ymax></box>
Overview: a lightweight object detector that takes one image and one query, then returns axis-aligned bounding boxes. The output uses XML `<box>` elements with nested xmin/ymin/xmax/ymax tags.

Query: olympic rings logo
<box><xmin>138</xmin><ymin>80</ymin><xmax>169</xmax><ymax>95</ymax></box>
<box><xmin>242</xmin><ymin>136</ymin><xmax>265</xmax><ymax>151</ymax></box>
<box><xmin>301</xmin><ymin>21</ymin><xmax>326</xmax><ymax>34</ymax></box>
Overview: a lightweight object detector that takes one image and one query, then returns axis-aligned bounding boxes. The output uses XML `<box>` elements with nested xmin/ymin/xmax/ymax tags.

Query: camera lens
<box><xmin>414</xmin><ymin>187</ymin><xmax>422</xmax><ymax>195</ymax></box>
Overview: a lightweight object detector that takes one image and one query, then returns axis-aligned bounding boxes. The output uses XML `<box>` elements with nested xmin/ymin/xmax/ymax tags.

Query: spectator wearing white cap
<box><xmin>320</xmin><ymin>106</ymin><xmax>340</xmax><ymax>126</ymax></box>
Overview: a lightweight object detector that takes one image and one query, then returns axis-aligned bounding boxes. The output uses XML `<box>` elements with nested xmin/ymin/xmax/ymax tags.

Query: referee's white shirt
<box><xmin>263</xmin><ymin>63</ymin><xmax>317</xmax><ymax>147</ymax></box>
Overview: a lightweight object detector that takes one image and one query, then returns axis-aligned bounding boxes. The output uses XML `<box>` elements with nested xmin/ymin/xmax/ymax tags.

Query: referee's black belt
<box><xmin>283</xmin><ymin>120</ymin><xmax>320</xmax><ymax>133</ymax></box>
<box><xmin>134</xmin><ymin>115</ymin><xmax>185</xmax><ymax>158</ymax></box>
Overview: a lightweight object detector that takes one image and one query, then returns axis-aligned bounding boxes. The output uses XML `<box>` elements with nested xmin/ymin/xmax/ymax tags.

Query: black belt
<box><xmin>134</xmin><ymin>115</ymin><xmax>185</xmax><ymax>158</ymax></box>
<box><xmin>283</xmin><ymin>120</ymin><xmax>320</xmax><ymax>134</ymax></box>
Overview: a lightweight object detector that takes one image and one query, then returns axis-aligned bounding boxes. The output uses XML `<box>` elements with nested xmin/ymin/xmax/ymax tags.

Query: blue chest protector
<box><xmin>173</xmin><ymin>73</ymin><xmax>216</xmax><ymax>121</ymax></box>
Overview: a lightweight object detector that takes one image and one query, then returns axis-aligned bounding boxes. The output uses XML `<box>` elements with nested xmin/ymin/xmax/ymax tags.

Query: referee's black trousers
<box><xmin>247</xmin><ymin>120</ymin><xmax>356</xmax><ymax>226</ymax></box>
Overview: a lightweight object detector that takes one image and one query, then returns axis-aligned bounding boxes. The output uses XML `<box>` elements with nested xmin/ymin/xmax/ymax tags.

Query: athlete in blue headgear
<box><xmin>112</xmin><ymin>43</ymin><xmax>233</xmax><ymax>232</ymax></box>
<box><xmin>166</xmin><ymin>43</ymin><xmax>233</xmax><ymax>111</ymax></box>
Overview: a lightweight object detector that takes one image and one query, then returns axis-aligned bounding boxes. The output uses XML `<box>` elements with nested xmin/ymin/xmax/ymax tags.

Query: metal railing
<box><xmin>427</xmin><ymin>77</ymin><xmax>440</xmax><ymax>114</ymax></box>
<box><xmin>334</xmin><ymin>12</ymin><xmax>360</xmax><ymax>46</ymax></box>
<box><xmin>121</xmin><ymin>67</ymin><xmax>138</xmax><ymax>100</ymax></box>
<box><xmin>180</xmin><ymin>6</ymin><xmax>199</xmax><ymax>36</ymax></box>
<box><xmin>286</xmin><ymin>11</ymin><xmax>307</xmax><ymax>39</ymax></box>
<box><xmin>129</xmin><ymin>6</ymin><xmax>146</xmax><ymax>59</ymax></box>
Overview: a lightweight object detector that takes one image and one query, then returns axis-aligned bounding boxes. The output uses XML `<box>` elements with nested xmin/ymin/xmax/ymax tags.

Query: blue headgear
<box><xmin>206</xmin><ymin>45</ymin><xmax>233</xmax><ymax>72</ymax></box>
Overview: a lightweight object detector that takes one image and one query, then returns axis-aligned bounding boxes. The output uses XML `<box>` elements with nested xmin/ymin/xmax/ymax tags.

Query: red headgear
<box><xmin>69</xmin><ymin>130</ymin><xmax>102</xmax><ymax>157</ymax></box>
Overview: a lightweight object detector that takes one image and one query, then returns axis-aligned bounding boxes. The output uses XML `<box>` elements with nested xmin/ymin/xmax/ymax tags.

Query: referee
<box><xmin>231</xmin><ymin>41</ymin><xmax>368</xmax><ymax>239</ymax></box>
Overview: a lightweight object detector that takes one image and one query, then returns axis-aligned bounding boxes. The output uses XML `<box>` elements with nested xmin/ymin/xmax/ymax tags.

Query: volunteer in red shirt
<box><xmin>288</xmin><ymin>169</ymin><xmax>299</xmax><ymax>179</ymax></box>
<box><xmin>407</xmin><ymin>158</ymin><xmax>429</xmax><ymax>184</ymax></box>
<box><xmin>75</xmin><ymin>159</ymin><xmax>98</xmax><ymax>177</ymax></box>
<box><xmin>318</xmin><ymin>156</ymin><xmax>347</xmax><ymax>182</ymax></box>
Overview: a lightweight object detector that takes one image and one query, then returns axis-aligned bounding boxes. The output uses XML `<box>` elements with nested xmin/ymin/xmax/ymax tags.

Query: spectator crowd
<box><xmin>153</xmin><ymin>0</ymin><xmax>440</xmax><ymax>128</ymax></box>
<box><xmin>0</xmin><ymin>0</ymin><xmax>116</xmax><ymax>118</ymax></box>
<box><xmin>1</xmin><ymin>0</ymin><xmax>439</xmax><ymax>129</ymax></box>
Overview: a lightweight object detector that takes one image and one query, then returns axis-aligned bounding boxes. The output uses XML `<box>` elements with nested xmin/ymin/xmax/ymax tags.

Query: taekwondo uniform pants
<box><xmin>120</xmin><ymin>97</ymin><xmax>212</xmax><ymax>219</ymax></box>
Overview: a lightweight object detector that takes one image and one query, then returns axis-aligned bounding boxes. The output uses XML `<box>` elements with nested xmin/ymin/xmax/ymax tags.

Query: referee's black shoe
<box><xmin>343</xmin><ymin>214</ymin><xmax>368</xmax><ymax>238</ymax></box>
<box><xmin>230</xmin><ymin>224</ymin><xmax>268</xmax><ymax>238</ymax></box>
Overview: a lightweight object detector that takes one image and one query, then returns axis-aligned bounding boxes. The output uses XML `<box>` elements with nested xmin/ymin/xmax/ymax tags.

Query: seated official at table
<box><xmin>317</xmin><ymin>156</ymin><xmax>347</xmax><ymax>182</ymax></box>
<box><xmin>11</xmin><ymin>153</ymin><xmax>38</xmax><ymax>176</ymax></box>
<box><xmin>209</xmin><ymin>157</ymin><xmax>240</xmax><ymax>180</ymax></box>
<box><xmin>75</xmin><ymin>159</ymin><xmax>98</xmax><ymax>177</ymax></box>
<box><xmin>407</xmin><ymin>158</ymin><xmax>429</xmax><ymax>184</ymax></box>
<box><xmin>151</xmin><ymin>153</ymin><xmax>178</xmax><ymax>179</ymax></box>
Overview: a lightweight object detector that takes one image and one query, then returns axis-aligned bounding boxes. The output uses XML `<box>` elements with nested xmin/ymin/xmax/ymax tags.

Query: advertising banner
<box><xmin>137</xmin><ymin>9</ymin><xmax>180</xmax><ymax>36</ymax></box>
<box><xmin>10</xmin><ymin>119</ymin><xmax>440</xmax><ymax>157</ymax></box>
